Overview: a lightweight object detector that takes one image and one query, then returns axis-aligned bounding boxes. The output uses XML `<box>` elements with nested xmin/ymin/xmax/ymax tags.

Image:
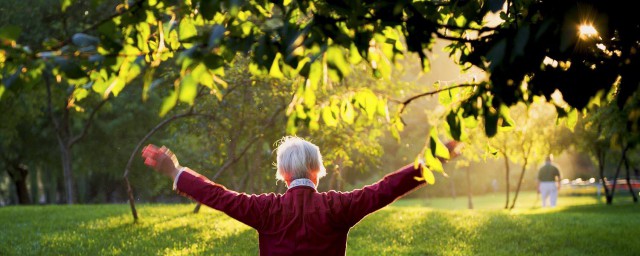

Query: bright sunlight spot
<box><xmin>579</xmin><ymin>24</ymin><xmax>598</xmax><ymax>39</ymax></box>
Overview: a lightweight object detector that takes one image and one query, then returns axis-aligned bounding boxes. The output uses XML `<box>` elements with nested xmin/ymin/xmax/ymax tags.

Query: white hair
<box><xmin>275</xmin><ymin>136</ymin><xmax>326</xmax><ymax>182</ymax></box>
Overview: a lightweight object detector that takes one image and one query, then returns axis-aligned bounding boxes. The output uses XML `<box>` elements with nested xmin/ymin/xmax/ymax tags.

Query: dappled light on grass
<box><xmin>0</xmin><ymin>204</ymin><xmax>257</xmax><ymax>255</ymax></box>
<box><xmin>392</xmin><ymin>191</ymin><xmax>608</xmax><ymax>210</ymax></box>
<box><xmin>350</xmin><ymin>203</ymin><xmax>640</xmax><ymax>255</ymax></box>
<box><xmin>1</xmin><ymin>201</ymin><xmax>639</xmax><ymax>255</ymax></box>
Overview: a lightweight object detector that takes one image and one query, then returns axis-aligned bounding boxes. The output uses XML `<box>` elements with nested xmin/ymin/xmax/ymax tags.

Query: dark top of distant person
<box><xmin>538</xmin><ymin>164</ymin><xmax>560</xmax><ymax>182</ymax></box>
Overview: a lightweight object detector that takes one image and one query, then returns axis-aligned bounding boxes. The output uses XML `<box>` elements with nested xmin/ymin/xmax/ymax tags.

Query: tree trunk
<box><xmin>596</xmin><ymin>149</ymin><xmax>612</xmax><ymax>204</ymax></box>
<box><xmin>466</xmin><ymin>167</ymin><xmax>473</xmax><ymax>210</ymax></box>
<box><xmin>624</xmin><ymin>157</ymin><xmax>637</xmax><ymax>203</ymax></box>
<box><xmin>510</xmin><ymin>158</ymin><xmax>529</xmax><ymax>210</ymax></box>
<box><xmin>124</xmin><ymin>177</ymin><xmax>138</xmax><ymax>221</ymax></box>
<box><xmin>15</xmin><ymin>178</ymin><xmax>30</xmax><ymax>204</ymax></box>
<box><xmin>59</xmin><ymin>144</ymin><xmax>75</xmax><ymax>204</ymax></box>
<box><xmin>6</xmin><ymin>162</ymin><xmax>31</xmax><ymax>205</ymax></box>
<box><xmin>607</xmin><ymin>145</ymin><xmax>630</xmax><ymax>205</ymax></box>
<box><xmin>30</xmin><ymin>167</ymin><xmax>40</xmax><ymax>204</ymax></box>
<box><xmin>56</xmin><ymin>174</ymin><xmax>65</xmax><ymax>204</ymax></box>
<box><xmin>502</xmin><ymin>152</ymin><xmax>510</xmax><ymax>209</ymax></box>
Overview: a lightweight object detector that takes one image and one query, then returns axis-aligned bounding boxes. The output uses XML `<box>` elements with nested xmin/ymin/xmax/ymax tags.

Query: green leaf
<box><xmin>124</xmin><ymin>57</ymin><xmax>144</xmax><ymax>83</ymax></box>
<box><xmin>424</xmin><ymin>149</ymin><xmax>444</xmax><ymax>173</ymax></box>
<box><xmin>286</xmin><ymin>112</ymin><xmax>298</xmax><ymax>135</ymax></box>
<box><xmin>307</xmin><ymin>61</ymin><xmax>322</xmax><ymax>90</ymax></box>
<box><xmin>179</xmin><ymin>17</ymin><xmax>197</xmax><ymax>41</ymax></box>
<box><xmin>159</xmin><ymin>90</ymin><xmax>178</xmax><ymax>117</ymax></box>
<box><xmin>464</xmin><ymin>116</ymin><xmax>478</xmax><ymax>128</ymax></box>
<box><xmin>61</xmin><ymin>0</ymin><xmax>74</xmax><ymax>12</ymax></box>
<box><xmin>362</xmin><ymin>90</ymin><xmax>378</xmax><ymax>120</ymax></box>
<box><xmin>377</xmin><ymin>98</ymin><xmax>388</xmax><ymax>117</ymax></box>
<box><xmin>486</xmin><ymin>145</ymin><xmax>499</xmax><ymax>155</ymax></box>
<box><xmin>303</xmin><ymin>84</ymin><xmax>316</xmax><ymax>107</ymax></box>
<box><xmin>283</xmin><ymin>0</ymin><xmax>292</xmax><ymax>6</ymax></box>
<box><xmin>498</xmin><ymin>104</ymin><xmax>515</xmax><ymax>131</ymax></box>
<box><xmin>349</xmin><ymin>43</ymin><xmax>363</xmax><ymax>64</ymax></box>
<box><xmin>430</xmin><ymin>127</ymin><xmax>450</xmax><ymax>159</ymax></box>
<box><xmin>0</xmin><ymin>85</ymin><xmax>5</xmax><ymax>100</ymax></box>
<box><xmin>0</xmin><ymin>25</ymin><xmax>21</xmax><ymax>41</ymax></box>
<box><xmin>322</xmin><ymin>106</ymin><xmax>338</xmax><ymax>127</ymax></box>
<box><xmin>566</xmin><ymin>108</ymin><xmax>578</xmax><ymax>131</ymax></box>
<box><xmin>439</xmin><ymin>89</ymin><xmax>453</xmax><ymax>105</ymax></box>
<box><xmin>414</xmin><ymin>157</ymin><xmax>422</xmax><ymax>170</ymax></box>
<box><xmin>92</xmin><ymin>77</ymin><xmax>109</xmax><ymax>95</ymax></box>
<box><xmin>73</xmin><ymin>88</ymin><xmax>89</xmax><ymax>101</ymax></box>
<box><xmin>421</xmin><ymin>165</ymin><xmax>435</xmax><ymax>185</ymax></box>
<box><xmin>295</xmin><ymin>104</ymin><xmax>307</xmax><ymax>119</ymax></box>
<box><xmin>269</xmin><ymin>53</ymin><xmax>284</xmax><ymax>78</ymax></box>
<box><xmin>420</xmin><ymin>55</ymin><xmax>431</xmax><ymax>73</ymax></box>
<box><xmin>105</xmin><ymin>78</ymin><xmax>125</xmax><ymax>97</ymax></box>
<box><xmin>341</xmin><ymin>100</ymin><xmax>355</xmax><ymax>124</ymax></box>
<box><xmin>179</xmin><ymin>74</ymin><xmax>198</xmax><ymax>105</ymax></box>
<box><xmin>326</xmin><ymin>46</ymin><xmax>351</xmax><ymax>80</ymax></box>
<box><xmin>228</xmin><ymin>0</ymin><xmax>241</xmax><ymax>16</ymax></box>
<box><xmin>447</xmin><ymin>111</ymin><xmax>462</xmax><ymax>141</ymax></box>
<box><xmin>142</xmin><ymin>68</ymin><xmax>155</xmax><ymax>102</ymax></box>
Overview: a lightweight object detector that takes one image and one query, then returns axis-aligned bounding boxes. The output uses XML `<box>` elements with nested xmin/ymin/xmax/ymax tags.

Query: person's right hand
<box><xmin>142</xmin><ymin>144</ymin><xmax>181</xmax><ymax>179</ymax></box>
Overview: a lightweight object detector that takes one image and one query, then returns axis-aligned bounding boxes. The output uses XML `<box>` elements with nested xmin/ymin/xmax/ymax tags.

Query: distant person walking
<box><xmin>537</xmin><ymin>154</ymin><xmax>562</xmax><ymax>207</ymax></box>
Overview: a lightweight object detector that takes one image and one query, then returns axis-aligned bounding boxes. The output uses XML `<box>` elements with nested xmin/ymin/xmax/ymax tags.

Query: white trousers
<box><xmin>539</xmin><ymin>182</ymin><xmax>558</xmax><ymax>207</ymax></box>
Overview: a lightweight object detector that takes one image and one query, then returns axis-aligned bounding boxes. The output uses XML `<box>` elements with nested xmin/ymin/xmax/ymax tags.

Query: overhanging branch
<box><xmin>397</xmin><ymin>83</ymin><xmax>476</xmax><ymax>114</ymax></box>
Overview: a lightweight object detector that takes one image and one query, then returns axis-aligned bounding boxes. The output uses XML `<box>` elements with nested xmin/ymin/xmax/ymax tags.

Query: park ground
<box><xmin>1</xmin><ymin>191</ymin><xmax>638</xmax><ymax>255</ymax></box>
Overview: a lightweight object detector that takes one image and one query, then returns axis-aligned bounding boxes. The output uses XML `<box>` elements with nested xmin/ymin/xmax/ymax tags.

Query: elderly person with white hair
<box><xmin>142</xmin><ymin>136</ymin><xmax>432</xmax><ymax>256</ymax></box>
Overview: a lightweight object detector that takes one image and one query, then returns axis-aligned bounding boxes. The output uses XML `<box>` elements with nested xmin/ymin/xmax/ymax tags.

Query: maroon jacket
<box><xmin>175</xmin><ymin>164</ymin><xmax>425</xmax><ymax>255</ymax></box>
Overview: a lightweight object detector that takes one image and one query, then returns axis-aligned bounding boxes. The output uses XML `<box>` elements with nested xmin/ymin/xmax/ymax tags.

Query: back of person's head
<box><xmin>275</xmin><ymin>136</ymin><xmax>326</xmax><ymax>182</ymax></box>
<box><xmin>546</xmin><ymin>154</ymin><xmax>554</xmax><ymax>163</ymax></box>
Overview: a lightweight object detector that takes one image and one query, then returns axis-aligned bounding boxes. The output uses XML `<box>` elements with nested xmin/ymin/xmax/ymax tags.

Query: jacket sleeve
<box><xmin>337</xmin><ymin>164</ymin><xmax>426</xmax><ymax>227</ymax></box>
<box><xmin>175</xmin><ymin>168</ymin><xmax>272</xmax><ymax>230</ymax></box>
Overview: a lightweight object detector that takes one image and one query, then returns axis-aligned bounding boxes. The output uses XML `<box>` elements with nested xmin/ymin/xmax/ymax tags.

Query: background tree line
<box><xmin>1</xmin><ymin>0</ymin><xmax>639</xmax><ymax>211</ymax></box>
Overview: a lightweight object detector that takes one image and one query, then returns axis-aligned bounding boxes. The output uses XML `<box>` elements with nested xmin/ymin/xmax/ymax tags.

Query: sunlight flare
<box><xmin>578</xmin><ymin>24</ymin><xmax>598</xmax><ymax>39</ymax></box>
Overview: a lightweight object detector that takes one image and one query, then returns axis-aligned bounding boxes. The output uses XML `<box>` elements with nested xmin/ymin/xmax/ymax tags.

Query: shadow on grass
<box><xmin>0</xmin><ymin>204</ymin><xmax>258</xmax><ymax>255</ymax></box>
<box><xmin>3</xmin><ymin>203</ymin><xmax>639</xmax><ymax>255</ymax></box>
<box><xmin>349</xmin><ymin>202</ymin><xmax>640</xmax><ymax>256</ymax></box>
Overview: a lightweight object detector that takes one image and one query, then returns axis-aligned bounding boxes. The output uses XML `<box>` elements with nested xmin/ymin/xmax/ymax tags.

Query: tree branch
<box><xmin>51</xmin><ymin>0</ymin><xmax>146</xmax><ymax>51</ymax></box>
<box><xmin>69</xmin><ymin>97</ymin><xmax>110</xmax><ymax>147</ymax></box>
<box><xmin>397</xmin><ymin>83</ymin><xmax>476</xmax><ymax>114</ymax></box>
<box><xmin>123</xmin><ymin>108</ymin><xmax>196</xmax><ymax>178</ymax></box>
<box><xmin>44</xmin><ymin>71</ymin><xmax>61</xmax><ymax>132</ymax></box>
<box><xmin>434</xmin><ymin>30</ymin><xmax>483</xmax><ymax>43</ymax></box>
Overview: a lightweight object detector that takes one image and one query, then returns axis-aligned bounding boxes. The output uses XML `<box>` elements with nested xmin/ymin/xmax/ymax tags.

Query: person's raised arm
<box><xmin>334</xmin><ymin>164</ymin><xmax>426</xmax><ymax>227</ymax></box>
<box><xmin>141</xmin><ymin>144</ymin><xmax>272</xmax><ymax>230</ymax></box>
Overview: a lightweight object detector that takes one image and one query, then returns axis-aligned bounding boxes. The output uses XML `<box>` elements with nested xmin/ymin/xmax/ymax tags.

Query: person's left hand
<box><xmin>142</xmin><ymin>144</ymin><xmax>181</xmax><ymax>179</ymax></box>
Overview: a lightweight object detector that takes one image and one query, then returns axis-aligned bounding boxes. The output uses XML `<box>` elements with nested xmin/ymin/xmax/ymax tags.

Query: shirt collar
<box><xmin>288</xmin><ymin>178</ymin><xmax>316</xmax><ymax>190</ymax></box>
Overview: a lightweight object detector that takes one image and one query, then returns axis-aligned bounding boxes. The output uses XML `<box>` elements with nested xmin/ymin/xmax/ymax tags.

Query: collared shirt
<box><xmin>174</xmin><ymin>164</ymin><xmax>425</xmax><ymax>256</ymax></box>
<box><xmin>287</xmin><ymin>178</ymin><xmax>316</xmax><ymax>190</ymax></box>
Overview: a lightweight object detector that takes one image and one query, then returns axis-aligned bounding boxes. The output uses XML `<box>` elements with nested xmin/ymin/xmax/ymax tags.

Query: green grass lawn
<box><xmin>1</xmin><ymin>193</ymin><xmax>639</xmax><ymax>255</ymax></box>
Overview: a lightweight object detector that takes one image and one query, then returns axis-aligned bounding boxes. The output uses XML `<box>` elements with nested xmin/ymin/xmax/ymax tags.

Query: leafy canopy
<box><xmin>1</xmin><ymin>0</ymin><xmax>639</xmax><ymax>183</ymax></box>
